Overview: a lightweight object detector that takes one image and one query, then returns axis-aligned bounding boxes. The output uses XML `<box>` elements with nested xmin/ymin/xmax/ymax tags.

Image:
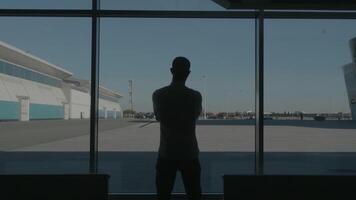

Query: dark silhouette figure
<box><xmin>152</xmin><ymin>57</ymin><xmax>202</xmax><ymax>200</ymax></box>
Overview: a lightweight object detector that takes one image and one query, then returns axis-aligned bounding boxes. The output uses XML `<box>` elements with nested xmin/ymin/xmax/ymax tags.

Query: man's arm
<box><xmin>152</xmin><ymin>91</ymin><xmax>160</xmax><ymax>121</ymax></box>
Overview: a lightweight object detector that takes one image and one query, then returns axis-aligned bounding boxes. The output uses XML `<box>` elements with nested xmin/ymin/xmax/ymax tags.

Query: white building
<box><xmin>0</xmin><ymin>41</ymin><xmax>122</xmax><ymax>121</ymax></box>
<box><xmin>343</xmin><ymin>37</ymin><xmax>356</xmax><ymax>120</ymax></box>
<box><xmin>343</xmin><ymin>63</ymin><xmax>356</xmax><ymax>120</ymax></box>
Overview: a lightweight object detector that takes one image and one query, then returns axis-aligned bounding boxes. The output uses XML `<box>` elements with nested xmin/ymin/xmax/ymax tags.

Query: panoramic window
<box><xmin>0</xmin><ymin>17</ymin><xmax>91</xmax><ymax>174</ymax></box>
<box><xmin>98</xmin><ymin>18</ymin><xmax>255</xmax><ymax>193</ymax></box>
<box><xmin>264</xmin><ymin>19</ymin><xmax>356</xmax><ymax>175</ymax></box>
<box><xmin>2</xmin><ymin>1</ymin><xmax>356</xmax><ymax>197</ymax></box>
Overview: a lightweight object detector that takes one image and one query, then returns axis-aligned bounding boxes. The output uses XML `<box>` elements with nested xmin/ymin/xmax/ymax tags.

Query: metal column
<box><xmin>90</xmin><ymin>0</ymin><xmax>100</xmax><ymax>174</ymax></box>
<box><xmin>255</xmin><ymin>9</ymin><xmax>264</xmax><ymax>175</ymax></box>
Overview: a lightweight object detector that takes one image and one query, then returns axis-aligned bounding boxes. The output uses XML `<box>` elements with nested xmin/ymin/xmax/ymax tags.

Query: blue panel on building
<box><xmin>107</xmin><ymin>111</ymin><xmax>116</xmax><ymax>118</ymax></box>
<box><xmin>29</xmin><ymin>103</ymin><xmax>64</xmax><ymax>119</ymax></box>
<box><xmin>116</xmin><ymin>111</ymin><xmax>121</xmax><ymax>118</ymax></box>
<box><xmin>99</xmin><ymin>109</ymin><xmax>105</xmax><ymax>118</ymax></box>
<box><xmin>0</xmin><ymin>60</ymin><xmax>62</xmax><ymax>87</ymax></box>
<box><xmin>0</xmin><ymin>100</ymin><xmax>19</xmax><ymax>120</ymax></box>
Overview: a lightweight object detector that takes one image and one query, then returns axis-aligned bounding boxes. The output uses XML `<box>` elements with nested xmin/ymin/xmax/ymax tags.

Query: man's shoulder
<box><xmin>185</xmin><ymin>87</ymin><xmax>202</xmax><ymax>97</ymax></box>
<box><xmin>153</xmin><ymin>86</ymin><xmax>170</xmax><ymax>97</ymax></box>
<box><xmin>153</xmin><ymin>85</ymin><xmax>201</xmax><ymax>98</ymax></box>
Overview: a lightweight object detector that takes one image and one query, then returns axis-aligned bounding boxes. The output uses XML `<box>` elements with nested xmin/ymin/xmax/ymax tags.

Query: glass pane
<box><xmin>0</xmin><ymin>0</ymin><xmax>91</xmax><ymax>9</ymax></box>
<box><xmin>99</xmin><ymin>18</ymin><xmax>255</xmax><ymax>193</ymax></box>
<box><xmin>265</xmin><ymin>19</ymin><xmax>356</xmax><ymax>175</ymax></box>
<box><xmin>0</xmin><ymin>17</ymin><xmax>91</xmax><ymax>174</ymax></box>
<box><xmin>101</xmin><ymin>0</ymin><xmax>227</xmax><ymax>11</ymax></box>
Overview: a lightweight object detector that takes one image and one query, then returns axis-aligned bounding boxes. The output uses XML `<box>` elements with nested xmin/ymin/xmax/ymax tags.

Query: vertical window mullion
<box><xmin>89</xmin><ymin>0</ymin><xmax>100</xmax><ymax>174</ymax></box>
<box><xmin>255</xmin><ymin>9</ymin><xmax>264</xmax><ymax>175</ymax></box>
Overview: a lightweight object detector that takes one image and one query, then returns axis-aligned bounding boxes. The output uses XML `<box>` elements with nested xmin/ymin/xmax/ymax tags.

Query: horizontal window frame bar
<box><xmin>0</xmin><ymin>9</ymin><xmax>92</xmax><ymax>17</ymax></box>
<box><xmin>108</xmin><ymin>193</ymin><xmax>223</xmax><ymax>200</ymax></box>
<box><xmin>264</xmin><ymin>11</ymin><xmax>356</xmax><ymax>19</ymax></box>
<box><xmin>99</xmin><ymin>10</ymin><xmax>255</xmax><ymax>18</ymax></box>
<box><xmin>1</xmin><ymin>9</ymin><xmax>356</xmax><ymax>19</ymax></box>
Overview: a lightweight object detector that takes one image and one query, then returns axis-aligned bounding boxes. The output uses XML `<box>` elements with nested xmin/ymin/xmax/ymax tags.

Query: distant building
<box><xmin>0</xmin><ymin>41</ymin><xmax>122</xmax><ymax>121</ymax></box>
<box><xmin>343</xmin><ymin>37</ymin><xmax>356</xmax><ymax>120</ymax></box>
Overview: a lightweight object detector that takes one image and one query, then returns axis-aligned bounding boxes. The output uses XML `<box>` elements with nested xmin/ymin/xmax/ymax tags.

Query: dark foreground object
<box><xmin>0</xmin><ymin>174</ymin><xmax>109</xmax><ymax>200</ymax></box>
<box><xmin>224</xmin><ymin>175</ymin><xmax>356</xmax><ymax>200</ymax></box>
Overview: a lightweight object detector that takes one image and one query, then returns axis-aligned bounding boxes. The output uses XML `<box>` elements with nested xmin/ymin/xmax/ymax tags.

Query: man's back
<box><xmin>154</xmin><ymin>57</ymin><xmax>202</xmax><ymax>200</ymax></box>
<box><xmin>153</xmin><ymin>83</ymin><xmax>202</xmax><ymax>160</ymax></box>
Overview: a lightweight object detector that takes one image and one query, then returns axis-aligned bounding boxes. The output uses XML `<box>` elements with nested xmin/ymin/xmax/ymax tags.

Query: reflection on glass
<box><xmin>265</xmin><ymin>20</ymin><xmax>356</xmax><ymax>175</ymax></box>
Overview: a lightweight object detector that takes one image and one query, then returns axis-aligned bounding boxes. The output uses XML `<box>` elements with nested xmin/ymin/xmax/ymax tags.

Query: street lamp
<box><xmin>128</xmin><ymin>79</ymin><xmax>133</xmax><ymax>118</ymax></box>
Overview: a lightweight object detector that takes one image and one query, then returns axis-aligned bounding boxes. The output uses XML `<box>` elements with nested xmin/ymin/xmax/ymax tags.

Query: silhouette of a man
<box><xmin>153</xmin><ymin>57</ymin><xmax>202</xmax><ymax>200</ymax></box>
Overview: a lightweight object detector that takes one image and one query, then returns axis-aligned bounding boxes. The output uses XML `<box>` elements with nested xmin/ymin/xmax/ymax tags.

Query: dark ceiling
<box><xmin>211</xmin><ymin>0</ymin><xmax>356</xmax><ymax>10</ymax></box>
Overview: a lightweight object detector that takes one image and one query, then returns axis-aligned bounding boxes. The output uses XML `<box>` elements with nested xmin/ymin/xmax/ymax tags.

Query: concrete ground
<box><xmin>4</xmin><ymin>119</ymin><xmax>356</xmax><ymax>152</ymax></box>
<box><xmin>1</xmin><ymin>119</ymin><xmax>356</xmax><ymax>193</ymax></box>
<box><xmin>0</xmin><ymin>119</ymin><xmax>134</xmax><ymax>151</ymax></box>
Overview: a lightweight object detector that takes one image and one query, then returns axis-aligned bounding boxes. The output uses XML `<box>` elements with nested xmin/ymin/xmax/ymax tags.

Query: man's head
<box><xmin>171</xmin><ymin>56</ymin><xmax>190</xmax><ymax>82</ymax></box>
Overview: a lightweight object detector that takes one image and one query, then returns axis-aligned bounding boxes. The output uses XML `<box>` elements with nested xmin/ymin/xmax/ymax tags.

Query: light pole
<box><xmin>203</xmin><ymin>75</ymin><xmax>207</xmax><ymax>119</ymax></box>
<box><xmin>128</xmin><ymin>79</ymin><xmax>133</xmax><ymax>118</ymax></box>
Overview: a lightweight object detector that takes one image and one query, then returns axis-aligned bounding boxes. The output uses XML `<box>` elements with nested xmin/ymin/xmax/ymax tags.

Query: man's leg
<box><xmin>156</xmin><ymin>159</ymin><xmax>177</xmax><ymax>200</ymax></box>
<box><xmin>180</xmin><ymin>159</ymin><xmax>202</xmax><ymax>200</ymax></box>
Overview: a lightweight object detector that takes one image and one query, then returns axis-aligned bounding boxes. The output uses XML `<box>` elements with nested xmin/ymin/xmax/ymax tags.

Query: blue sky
<box><xmin>0</xmin><ymin>1</ymin><xmax>355</xmax><ymax>113</ymax></box>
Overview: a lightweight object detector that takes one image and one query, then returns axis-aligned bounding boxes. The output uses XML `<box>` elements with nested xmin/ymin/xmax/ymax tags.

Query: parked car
<box><xmin>314</xmin><ymin>115</ymin><xmax>326</xmax><ymax>121</ymax></box>
<box><xmin>264</xmin><ymin>116</ymin><xmax>273</xmax><ymax>120</ymax></box>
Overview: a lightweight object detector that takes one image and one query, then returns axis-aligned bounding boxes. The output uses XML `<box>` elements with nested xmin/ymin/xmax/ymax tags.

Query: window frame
<box><xmin>1</xmin><ymin>0</ymin><xmax>356</xmax><ymax>197</ymax></box>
